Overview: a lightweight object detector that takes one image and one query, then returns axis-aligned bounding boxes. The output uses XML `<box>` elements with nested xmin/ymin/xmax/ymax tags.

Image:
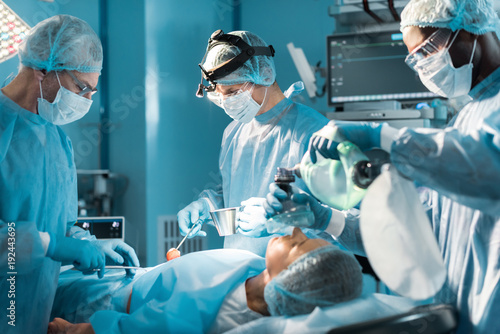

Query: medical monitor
<box><xmin>327</xmin><ymin>30</ymin><xmax>437</xmax><ymax>108</ymax></box>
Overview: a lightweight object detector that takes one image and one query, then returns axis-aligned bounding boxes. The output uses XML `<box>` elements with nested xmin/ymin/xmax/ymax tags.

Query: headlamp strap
<box><xmin>201</xmin><ymin>30</ymin><xmax>275</xmax><ymax>83</ymax></box>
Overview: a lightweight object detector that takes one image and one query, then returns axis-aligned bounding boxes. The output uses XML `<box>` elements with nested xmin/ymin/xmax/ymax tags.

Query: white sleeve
<box><xmin>39</xmin><ymin>231</ymin><xmax>50</xmax><ymax>255</ymax></box>
<box><xmin>380</xmin><ymin>124</ymin><xmax>400</xmax><ymax>152</ymax></box>
<box><xmin>324</xmin><ymin>209</ymin><xmax>346</xmax><ymax>238</ymax></box>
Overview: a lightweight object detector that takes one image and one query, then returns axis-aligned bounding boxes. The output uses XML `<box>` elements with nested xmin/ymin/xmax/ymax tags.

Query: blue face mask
<box><xmin>37</xmin><ymin>72</ymin><xmax>93</xmax><ymax>125</ymax></box>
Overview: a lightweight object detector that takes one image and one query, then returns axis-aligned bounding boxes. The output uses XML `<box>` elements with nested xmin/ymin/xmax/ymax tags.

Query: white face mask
<box><xmin>208</xmin><ymin>82</ymin><xmax>267</xmax><ymax>123</ymax></box>
<box><xmin>37</xmin><ymin>72</ymin><xmax>93</xmax><ymax>125</ymax></box>
<box><xmin>415</xmin><ymin>32</ymin><xmax>477</xmax><ymax>98</ymax></box>
<box><xmin>222</xmin><ymin>90</ymin><xmax>265</xmax><ymax>123</ymax></box>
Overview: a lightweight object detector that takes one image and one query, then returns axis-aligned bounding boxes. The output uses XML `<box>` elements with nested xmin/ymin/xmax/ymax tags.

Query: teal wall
<box><xmin>105</xmin><ymin>0</ymin><xmax>148</xmax><ymax>265</ymax></box>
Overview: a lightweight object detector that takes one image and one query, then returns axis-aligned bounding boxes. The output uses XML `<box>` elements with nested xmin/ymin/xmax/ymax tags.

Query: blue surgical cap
<box><xmin>400</xmin><ymin>0</ymin><xmax>500</xmax><ymax>36</ymax></box>
<box><xmin>19</xmin><ymin>15</ymin><xmax>103</xmax><ymax>73</ymax></box>
<box><xmin>202</xmin><ymin>31</ymin><xmax>276</xmax><ymax>87</ymax></box>
<box><xmin>264</xmin><ymin>246</ymin><xmax>363</xmax><ymax>317</ymax></box>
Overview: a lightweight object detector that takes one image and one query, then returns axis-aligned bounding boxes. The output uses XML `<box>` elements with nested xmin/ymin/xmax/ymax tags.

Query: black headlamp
<box><xmin>196</xmin><ymin>29</ymin><xmax>275</xmax><ymax>98</ymax></box>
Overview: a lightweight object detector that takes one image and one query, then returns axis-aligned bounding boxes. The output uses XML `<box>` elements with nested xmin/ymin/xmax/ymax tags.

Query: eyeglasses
<box><xmin>405</xmin><ymin>29</ymin><xmax>452</xmax><ymax>71</ymax></box>
<box><xmin>65</xmin><ymin>70</ymin><xmax>98</xmax><ymax>96</ymax></box>
<box><xmin>206</xmin><ymin>82</ymin><xmax>254</xmax><ymax>107</ymax></box>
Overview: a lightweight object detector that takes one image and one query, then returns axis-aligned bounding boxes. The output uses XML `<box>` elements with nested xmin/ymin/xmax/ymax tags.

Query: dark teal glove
<box><xmin>47</xmin><ymin>236</ymin><xmax>106</xmax><ymax>278</ymax></box>
<box><xmin>309</xmin><ymin>121</ymin><xmax>384</xmax><ymax>163</ymax></box>
<box><xmin>92</xmin><ymin>239</ymin><xmax>140</xmax><ymax>277</ymax></box>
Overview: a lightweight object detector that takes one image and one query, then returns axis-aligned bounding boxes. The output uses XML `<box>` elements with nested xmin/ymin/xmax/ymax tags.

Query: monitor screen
<box><xmin>327</xmin><ymin>30</ymin><xmax>437</xmax><ymax>107</ymax></box>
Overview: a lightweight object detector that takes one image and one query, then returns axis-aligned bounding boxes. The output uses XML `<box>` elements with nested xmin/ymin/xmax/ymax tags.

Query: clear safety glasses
<box><xmin>405</xmin><ymin>29</ymin><xmax>453</xmax><ymax>71</ymax></box>
<box><xmin>65</xmin><ymin>70</ymin><xmax>98</xmax><ymax>96</ymax></box>
<box><xmin>206</xmin><ymin>82</ymin><xmax>255</xmax><ymax>108</ymax></box>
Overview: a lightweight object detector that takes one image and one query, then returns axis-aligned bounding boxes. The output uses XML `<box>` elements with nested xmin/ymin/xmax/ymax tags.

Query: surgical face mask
<box><xmin>208</xmin><ymin>82</ymin><xmax>266</xmax><ymax>123</ymax></box>
<box><xmin>37</xmin><ymin>72</ymin><xmax>93</xmax><ymax>125</ymax></box>
<box><xmin>414</xmin><ymin>31</ymin><xmax>477</xmax><ymax>98</ymax></box>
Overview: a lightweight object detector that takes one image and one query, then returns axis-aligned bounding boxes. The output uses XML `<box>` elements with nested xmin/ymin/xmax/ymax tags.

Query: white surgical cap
<box><xmin>19</xmin><ymin>15</ymin><xmax>103</xmax><ymax>73</ymax></box>
<box><xmin>264</xmin><ymin>245</ymin><xmax>363</xmax><ymax>316</ymax></box>
<box><xmin>202</xmin><ymin>31</ymin><xmax>276</xmax><ymax>87</ymax></box>
<box><xmin>400</xmin><ymin>0</ymin><xmax>500</xmax><ymax>36</ymax></box>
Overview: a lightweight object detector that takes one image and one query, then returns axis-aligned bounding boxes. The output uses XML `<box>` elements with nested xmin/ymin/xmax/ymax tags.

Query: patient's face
<box><xmin>265</xmin><ymin>227</ymin><xmax>331</xmax><ymax>279</ymax></box>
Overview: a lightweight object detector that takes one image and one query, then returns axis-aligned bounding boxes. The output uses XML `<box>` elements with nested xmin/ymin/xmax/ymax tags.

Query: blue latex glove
<box><xmin>177</xmin><ymin>198</ymin><xmax>210</xmax><ymax>238</ymax></box>
<box><xmin>264</xmin><ymin>183</ymin><xmax>333</xmax><ymax>231</ymax></box>
<box><xmin>92</xmin><ymin>240</ymin><xmax>140</xmax><ymax>277</ymax></box>
<box><xmin>309</xmin><ymin>121</ymin><xmax>384</xmax><ymax>163</ymax></box>
<box><xmin>237</xmin><ymin>197</ymin><xmax>271</xmax><ymax>237</ymax></box>
<box><xmin>47</xmin><ymin>236</ymin><xmax>106</xmax><ymax>278</ymax></box>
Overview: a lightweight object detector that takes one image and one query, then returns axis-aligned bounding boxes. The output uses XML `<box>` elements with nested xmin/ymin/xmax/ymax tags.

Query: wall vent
<box><xmin>157</xmin><ymin>215</ymin><xmax>207</xmax><ymax>263</ymax></box>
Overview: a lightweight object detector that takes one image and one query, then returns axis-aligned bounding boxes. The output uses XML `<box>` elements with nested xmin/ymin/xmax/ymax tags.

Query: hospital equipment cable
<box><xmin>362</xmin><ymin>0</ymin><xmax>384</xmax><ymax>24</ymax></box>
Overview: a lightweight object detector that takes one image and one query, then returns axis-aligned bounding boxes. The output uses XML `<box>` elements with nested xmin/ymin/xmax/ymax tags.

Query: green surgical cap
<box><xmin>400</xmin><ymin>0</ymin><xmax>500</xmax><ymax>36</ymax></box>
<box><xmin>19</xmin><ymin>15</ymin><xmax>103</xmax><ymax>73</ymax></box>
<box><xmin>264</xmin><ymin>245</ymin><xmax>363</xmax><ymax>316</ymax></box>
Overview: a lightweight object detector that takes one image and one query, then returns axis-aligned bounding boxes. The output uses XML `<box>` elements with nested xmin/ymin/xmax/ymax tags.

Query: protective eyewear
<box><xmin>405</xmin><ymin>29</ymin><xmax>452</xmax><ymax>71</ymax></box>
<box><xmin>206</xmin><ymin>82</ymin><xmax>255</xmax><ymax>108</ymax></box>
<box><xmin>65</xmin><ymin>70</ymin><xmax>98</xmax><ymax>96</ymax></box>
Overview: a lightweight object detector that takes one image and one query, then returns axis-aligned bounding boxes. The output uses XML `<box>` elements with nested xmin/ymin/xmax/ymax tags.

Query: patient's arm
<box><xmin>48</xmin><ymin>317</ymin><xmax>95</xmax><ymax>334</ymax></box>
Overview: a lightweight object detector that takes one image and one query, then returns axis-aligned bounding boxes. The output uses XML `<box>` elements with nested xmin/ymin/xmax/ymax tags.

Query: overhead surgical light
<box><xmin>0</xmin><ymin>1</ymin><xmax>30</xmax><ymax>64</ymax></box>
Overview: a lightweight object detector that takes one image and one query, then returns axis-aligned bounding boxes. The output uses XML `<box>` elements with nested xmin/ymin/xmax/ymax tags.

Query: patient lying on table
<box><xmin>49</xmin><ymin>228</ymin><xmax>363</xmax><ymax>334</ymax></box>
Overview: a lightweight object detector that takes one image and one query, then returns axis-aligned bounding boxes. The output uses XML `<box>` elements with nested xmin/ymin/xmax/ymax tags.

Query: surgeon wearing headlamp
<box><xmin>177</xmin><ymin>30</ymin><xmax>330</xmax><ymax>256</ymax></box>
<box><xmin>264</xmin><ymin>0</ymin><xmax>500</xmax><ymax>333</ymax></box>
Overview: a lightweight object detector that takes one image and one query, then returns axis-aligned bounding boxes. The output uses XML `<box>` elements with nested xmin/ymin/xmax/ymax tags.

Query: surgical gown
<box><xmin>89</xmin><ymin>249</ymin><xmax>266</xmax><ymax>334</ymax></box>
<box><xmin>201</xmin><ymin>93</ymin><xmax>329</xmax><ymax>256</ymax></box>
<box><xmin>338</xmin><ymin>68</ymin><xmax>500</xmax><ymax>333</ymax></box>
<box><xmin>0</xmin><ymin>91</ymin><xmax>86</xmax><ymax>334</ymax></box>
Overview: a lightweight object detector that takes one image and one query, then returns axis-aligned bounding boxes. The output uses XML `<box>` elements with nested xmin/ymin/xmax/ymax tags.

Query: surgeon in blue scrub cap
<box><xmin>266</xmin><ymin>0</ymin><xmax>500</xmax><ymax>333</ymax></box>
<box><xmin>177</xmin><ymin>30</ymin><xmax>330</xmax><ymax>256</ymax></box>
<box><xmin>0</xmin><ymin>15</ymin><xmax>139</xmax><ymax>334</ymax></box>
